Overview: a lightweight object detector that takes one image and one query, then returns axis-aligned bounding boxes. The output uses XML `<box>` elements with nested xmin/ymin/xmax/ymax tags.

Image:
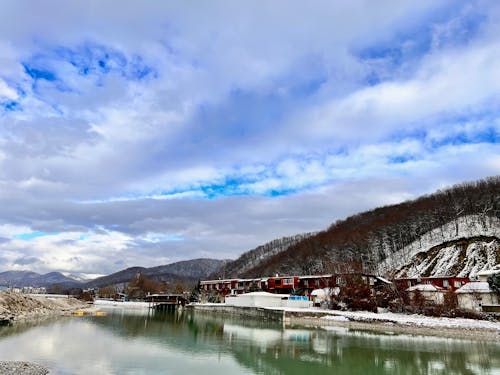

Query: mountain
<box><xmin>210</xmin><ymin>233</ymin><xmax>314</xmax><ymax>279</ymax></box>
<box><xmin>219</xmin><ymin>176</ymin><xmax>499</xmax><ymax>279</ymax></box>
<box><xmin>0</xmin><ymin>271</ymin><xmax>82</xmax><ymax>288</ymax></box>
<box><xmin>84</xmin><ymin>258</ymin><xmax>226</xmax><ymax>288</ymax></box>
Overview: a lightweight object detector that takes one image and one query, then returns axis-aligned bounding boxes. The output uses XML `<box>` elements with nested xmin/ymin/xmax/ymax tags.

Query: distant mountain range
<box><xmin>0</xmin><ymin>271</ymin><xmax>81</xmax><ymax>289</ymax></box>
<box><xmin>84</xmin><ymin>258</ymin><xmax>226</xmax><ymax>288</ymax></box>
<box><xmin>0</xmin><ymin>258</ymin><xmax>227</xmax><ymax>289</ymax></box>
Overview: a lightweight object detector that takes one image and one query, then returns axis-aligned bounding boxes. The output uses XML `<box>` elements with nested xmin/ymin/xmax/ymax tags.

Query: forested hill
<box><xmin>232</xmin><ymin>176</ymin><xmax>500</xmax><ymax>278</ymax></box>
<box><xmin>209</xmin><ymin>233</ymin><xmax>314</xmax><ymax>280</ymax></box>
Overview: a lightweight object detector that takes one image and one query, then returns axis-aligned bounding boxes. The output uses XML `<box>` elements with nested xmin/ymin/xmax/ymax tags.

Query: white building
<box><xmin>456</xmin><ymin>281</ymin><xmax>499</xmax><ymax>312</ymax></box>
<box><xmin>225</xmin><ymin>292</ymin><xmax>312</xmax><ymax>309</ymax></box>
<box><xmin>406</xmin><ymin>284</ymin><xmax>447</xmax><ymax>305</ymax></box>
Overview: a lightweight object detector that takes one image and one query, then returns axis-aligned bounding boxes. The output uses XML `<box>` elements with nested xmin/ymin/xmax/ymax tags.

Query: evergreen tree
<box><xmin>190</xmin><ymin>280</ymin><xmax>201</xmax><ymax>302</ymax></box>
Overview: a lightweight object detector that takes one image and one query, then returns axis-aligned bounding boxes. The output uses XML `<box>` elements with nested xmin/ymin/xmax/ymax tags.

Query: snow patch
<box><xmin>378</xmin><ymin>215</ymin><xmax>500</xmax><ymax>277</ymax></box>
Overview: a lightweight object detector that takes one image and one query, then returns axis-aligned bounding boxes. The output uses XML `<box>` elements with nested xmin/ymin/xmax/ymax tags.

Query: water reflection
<box><xmin>0</xmin><ymin>308</ymin><xmax>498</xmax><ymax>375</ymax></box>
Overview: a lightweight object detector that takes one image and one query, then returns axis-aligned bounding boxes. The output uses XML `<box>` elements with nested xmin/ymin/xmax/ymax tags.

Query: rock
<box><xmin>0</xmin><ymin>361</ymin><xmax>49</xmax><ymax>375</ymax></box>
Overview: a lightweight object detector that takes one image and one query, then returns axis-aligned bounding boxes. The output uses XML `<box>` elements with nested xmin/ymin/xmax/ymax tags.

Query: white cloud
<box><xmin>0</xmin><ymin>79</ymin><xmax>17</xmax><ymax>100</ymax></box>
<box><xmin>0</xmin><ymin>1</ymin><xmax>498</xmax><ymax>274</ymax></box>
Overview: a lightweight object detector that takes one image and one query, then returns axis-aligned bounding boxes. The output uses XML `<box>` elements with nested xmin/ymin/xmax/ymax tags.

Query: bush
<box><xmin>338</xmin><ymin>275</ymin><xmax>377</xmax><ymax>312</ymax></box>
<box><xmin>443</xmin><ymin>290</ymin><xmax>458</xmax><ymax>310</ymax></box>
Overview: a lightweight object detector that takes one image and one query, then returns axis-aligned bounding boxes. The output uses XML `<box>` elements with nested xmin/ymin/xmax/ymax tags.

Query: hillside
<box><xmin>231</xmin><ymin>176</ymin><xmax>500</xmax><ymax>278</ymax></box>
<box><xmin>85</xmin><ymin>258</ymin><xmax>225</xmax><ymax>288</ymax></box>
<box><xmin>0</xmin><ymin>271</ymin><xmax>81</xmax><ymax>288</ymax></box>
<box><xmin>210</xmin><ymin>233</ymin><xmax>314</xmax><ymax>279</ymax></box>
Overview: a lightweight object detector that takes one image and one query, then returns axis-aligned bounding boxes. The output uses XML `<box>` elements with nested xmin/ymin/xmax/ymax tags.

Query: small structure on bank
<box><xmin>455</xmin><ymin>282</ymin><xmax>499</xmax><ymax>312</ymax></box>
<box><xmin>310</xmin><ymin>287</ymin><xmax>339</xmax><ymax>307</ymax></box>
<box><xmin>395</xmin><ymin>276</ymin><xmax>469</xmax><ymax>292</ymax></box>
<box><xmin>456</xmin><ymin>268</ymin><xmax>500</xmax><ymax>312</ymax></box>
<box><xmin>225</xmin><ymin>291</ymin><xmax>312</xmax><ymax>309</ymax></box>
<box><xmin>144</xmin><ymin>293</ymin><xmax>187</xmax><ymax>311</ymax></box>
<box><xmin>406</xmin><ymin>284</ymin><xmax>447</xmax><ymax>305</ymax></box>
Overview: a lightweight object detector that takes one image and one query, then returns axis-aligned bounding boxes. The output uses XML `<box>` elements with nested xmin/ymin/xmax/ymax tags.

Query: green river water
<box><xmin>0</xmin><ymin>309</ymin><xmax>499</xmax><ymax>374</ymax></box>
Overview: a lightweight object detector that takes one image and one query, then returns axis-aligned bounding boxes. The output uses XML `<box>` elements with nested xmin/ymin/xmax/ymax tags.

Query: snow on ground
<box><xmin>280</xmin><ymin>306</ymin><xmax>500</xmax><ymax>331</ymax></box>
<box><xmin>93</xmin><ymin>299</ymin><xmax>150</xmax><ymax>309</ymax></box>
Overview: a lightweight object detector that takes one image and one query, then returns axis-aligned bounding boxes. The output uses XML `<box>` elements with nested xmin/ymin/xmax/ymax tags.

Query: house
<box><xmin>266</xmin><ymin>276</ymin><xmax>299</xmax><ymax>294</ymax></box>
<box><xmin>200</xmin><ymin>273</ymin><xmax>391</xmax><ymax>303</ymax></box>
<box><xmin>310</xmin><ymin>287</ymin><xmax>339</xmax><ymax>307</ymax></box>
<box><xmin>406</xmin><ymin>284</ymin><xmax>447</xmax><ymax>305</ymax></box>
<box><xmin>455</xmin><ymin>281</ymin><xmax>499</xmax><ymax>312</ymax></box>
<box><xmin>395</xmin><ymin>276</ymin><xmax>469</xmax><ymax>292</ymax></box>
<box><xmin>473</xmin><ymin>267</ymin><xmax>500</xmax><ymax>282</ymax></box>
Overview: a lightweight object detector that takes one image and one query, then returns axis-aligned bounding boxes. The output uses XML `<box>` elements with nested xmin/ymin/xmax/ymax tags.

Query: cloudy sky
<box><xmin>0</xmin><ymin>1</ymin><xmax>499</xmax><ymax>277</ymax></box>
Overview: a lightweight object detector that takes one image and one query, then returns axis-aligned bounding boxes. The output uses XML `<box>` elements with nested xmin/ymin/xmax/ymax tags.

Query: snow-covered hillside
<box><xmin>377</xmin><ymin>215</ymin><xmax>500</xmax><ymax>277</ymax></box>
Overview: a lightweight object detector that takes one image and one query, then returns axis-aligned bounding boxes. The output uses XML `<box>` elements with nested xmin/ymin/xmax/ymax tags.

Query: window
<box><xmin>443</xmin><ymin>280</ymin><xmax>449</xmax><ymax>287</ymax></box>
<box><xmin>275</xmin><ymin>279</ymin><xmax>282</xmax><ymax>286</ymax></box>
<box><xmin>283</xmin><ymin>278</ymin><xmax>294</xmax><ymax>285</ymax></box>
<box><xmin>454</xmin><ymin>281</ymin><xmax>461</xmax><ymax>288</ymax></box>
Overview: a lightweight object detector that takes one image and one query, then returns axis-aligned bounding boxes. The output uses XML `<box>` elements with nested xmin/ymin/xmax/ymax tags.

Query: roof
<box><xmin>299</xmin><ymin>274</ymin><xmax>332</xmax><ymax>280</ymax></box>
<box><xmin>473</xmin><ymin>268</ymin><xmax>500</xmax><ymax>277</ymax></box>
<box><xmin>407</xmin><ymin>284</ymin><xmax>445</xmax><ymax>292</ymax></box>
<box><xmin>376</xmin><ymin>276</ymin><xmax>392</xmax><ymax>284</ymax></box>
<box><xmin>456</xmin><ymin>282</ymin><xmax>494</xmax><ymax>294</ymax></box>
<box><xmin>238</xmin><ymin>291</ymin><xmax>289</xmax><ymax>298</ymax></box>
<box><xmin>310</xmin><ymin>288</ymin><xmax>331</xmax><ymax>296</ymax></box>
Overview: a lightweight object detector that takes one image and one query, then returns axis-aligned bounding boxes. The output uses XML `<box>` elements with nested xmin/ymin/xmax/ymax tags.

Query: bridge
<box><xmin>144</xmin><ymin>294</ymin><xmax>187</xmax><ymax>311</ymax></box>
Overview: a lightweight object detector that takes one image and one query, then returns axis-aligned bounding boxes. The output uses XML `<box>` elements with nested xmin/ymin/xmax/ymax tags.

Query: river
<box><xmin>0</xmin><ymin>308</ymin><xmax>499</xmax><ymax>374</ymax></box>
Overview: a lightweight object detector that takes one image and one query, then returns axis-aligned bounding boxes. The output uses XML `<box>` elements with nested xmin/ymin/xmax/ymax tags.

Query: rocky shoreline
<box><xmin>0</xmin><ymin>291</ymin><xmax>88</xmax><ymax>324</ymax></box>
<box><xmin>0</xmin><ymin>361</ymin><xmax>49</xmax><ymax>375</ymax></box>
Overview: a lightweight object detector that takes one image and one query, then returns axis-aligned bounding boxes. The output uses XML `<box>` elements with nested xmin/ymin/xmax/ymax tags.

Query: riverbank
<box><xmin>285</xmin><ymin>308</ymin><xmax>500</xmax><ymax>341</ymax></box>
<box><xmin>0</xmin><ymin>361</ymin><xmax>48</xmax><ymax>375</ymax></box>
<box><xmin>0</xmin><ymin>291</ymin><xmax>88</xmax><ymax>324</ymax></box>
<box><xmin>190</xmin><ymin>304</ymin><xmax>500</xmax><ymax>341</ymax></box>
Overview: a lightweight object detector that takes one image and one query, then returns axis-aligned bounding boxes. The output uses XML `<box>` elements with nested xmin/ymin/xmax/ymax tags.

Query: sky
<box><xmin>0</xmin><ymin>1</ymin><xmax>499</xmax><ymax>278</ymax></box>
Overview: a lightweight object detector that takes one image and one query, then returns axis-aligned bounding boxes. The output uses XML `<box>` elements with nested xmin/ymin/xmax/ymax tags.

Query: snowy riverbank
<box><xmin>281</xmin><ymin>307</ymin><xmax>500</xmax><ymax>341</ymax></box>
<box><xmin>0</xmin><ymin>291</ymin><xmax>87</xmax><ymax>323</ymax></box>
<box><xmin>192</xmin><ymin>303</ymin><xmax>500</xmax><ymax>341</ymax></box>
<box><xmin>93</xmin><ymin>299</ymin><xmax>150</xmax><ymax>309</ymax></box>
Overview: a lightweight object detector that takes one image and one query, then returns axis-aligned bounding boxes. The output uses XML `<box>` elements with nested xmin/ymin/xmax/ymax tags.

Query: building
<box><xmin>455</xmin><ymin>268</ymin><xmax>500</xmax><ymax>312</ymax></box>
<box><xmin>200</xmin><ymin>273</ymin><xmax>390</xmax><ymax>302</ymax></box>
<box><xmin>455</xmin><ymin>282</ymin><xmax>499</xmax><ymax>312</ymax></box>
<box><xmin>395</xmin><ymin>276</ymin><xmax>469</xmax><ymax>292</ymax></box>
<box><xmin>225</xmin><ymin>291</ymin><xmax>312</xmax><ymax>309</ymax></box>
<box><xmin>406</xmin><ymin>284</ymin><xmax>447</xmax><ymax>305</ymax></box>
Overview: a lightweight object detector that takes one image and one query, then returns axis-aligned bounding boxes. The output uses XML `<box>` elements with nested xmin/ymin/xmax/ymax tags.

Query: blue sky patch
<box><xmin>23</xmin><ymin>64</ymin><xmax>57</xmax><ymax>81</ymax></box>
<box><xmin>13</xmin><ymin>231</ymin><xmax>58</xmax><ymax>241</ymax></box>
<box><xmin>1</xmin><ymin>100</ymin><xmax>21</xmax><ymax>111</ymax></box>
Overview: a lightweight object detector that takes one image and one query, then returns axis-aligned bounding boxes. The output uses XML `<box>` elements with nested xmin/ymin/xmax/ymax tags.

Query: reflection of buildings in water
<box><xmin>223</xmin><ymin>320</ymin><xmax>500</xmax><ymax>375</ymax></box>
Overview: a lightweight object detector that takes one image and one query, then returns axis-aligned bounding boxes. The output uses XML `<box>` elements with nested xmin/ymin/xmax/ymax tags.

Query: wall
<box><xmin>457</xmin><ymin>293</ymin><xmax>499</xmax><ymax>312</ymax></box>
<box><xmin>191</xmin><ymin>304</ymin><xmax>284</xmax><ymax>322</ymax></box>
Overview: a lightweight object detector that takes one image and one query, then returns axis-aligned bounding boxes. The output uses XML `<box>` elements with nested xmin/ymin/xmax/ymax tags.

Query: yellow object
<box><xmin>71</xmin><ymin>310</ymin><xmax>107</xmax><ymax>317</ymax></box>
